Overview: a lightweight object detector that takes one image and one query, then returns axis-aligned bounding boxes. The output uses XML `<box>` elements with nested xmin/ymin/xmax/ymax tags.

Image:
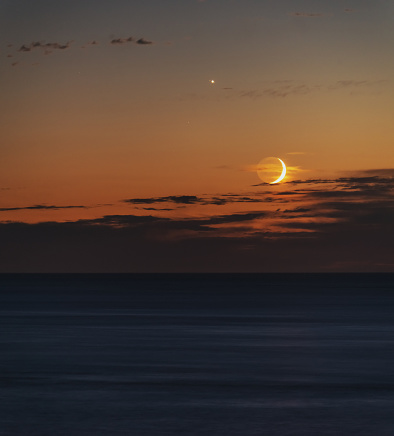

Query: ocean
<box><xmin>1</xmin><ymin>274</ymin><xmax>394</xmax><ymax>435</ymax></box>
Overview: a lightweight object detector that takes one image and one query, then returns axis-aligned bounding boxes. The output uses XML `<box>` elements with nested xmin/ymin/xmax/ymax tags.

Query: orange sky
<box><xmin>1</xmin><ymin>0</ymin><xmax>394</xmax><ymax>271</ymax></box>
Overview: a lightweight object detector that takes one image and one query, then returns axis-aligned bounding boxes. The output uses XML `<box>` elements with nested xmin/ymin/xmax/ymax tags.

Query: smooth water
<box><xmin>1</xmin><ymin>274</ymin><xmax>394</xmax><ymax>435</ymax></box>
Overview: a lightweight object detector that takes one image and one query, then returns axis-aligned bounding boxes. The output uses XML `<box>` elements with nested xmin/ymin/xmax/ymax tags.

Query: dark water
<box><xmin>1</xmin><ymin>274</ymin><xmax>394</xmax><ymax>435</ymax></box>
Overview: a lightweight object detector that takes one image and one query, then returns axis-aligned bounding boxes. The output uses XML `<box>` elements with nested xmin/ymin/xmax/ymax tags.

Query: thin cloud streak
<box><xmin>18</xmin><ymin>41</ymin><xmax>73</xmax><ymax>54</ymax></box>
<box><xmin>124</xmin><ymin>194</ymin><xmax>278</xmax><ymax>207</ymax></box>
<box><xmin>0</xmin><ymin>204</ymin><xmax>88</xmax><ymax>212</ymax></box>
<box><xmin>110</xmin><ymin>37</ymin><xmax>153</xmax><ymax>45</ymax></box>
<box><xmin>110</xmin><ymin>37</ymin><xmax>134</xmax><ymax>45</ymax></box>
<box><xmin>13</xmin><ymin>35</ymin><xmax>153</xmax><ymax>58</ymax></box>
<box><xmin>136</xmin><ymin>38</ymin><xmax>153</xmax><ymax>45</ymax></box>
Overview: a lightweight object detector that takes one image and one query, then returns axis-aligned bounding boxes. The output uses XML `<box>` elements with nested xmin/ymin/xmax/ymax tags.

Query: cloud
<box><xmin>226</xmin><ymin>80</ymin><xmax>385</xmax><ymax>101</ymax></box>
<box><xmin>0</xmin><ymin>204</ymin><xmax>88</xmax><ymax>212</ymax></box>
<box><xmin>17</xmin><ymin>40</ymin><xmax>73</xmax><ymax>54</ymax></box>
<box><xmin>283</xmin><ymin>174</ymin><xmax>394</xmax><ymax>211</ymax></box>
<box><xmin>18</xmin><ymin>45</ymin><xmax>31</xmax><ymax>52</ymax></box>
<box><xmin>2</xmin><ymin>209</ymin><xmax>270</xmax><ymax>236</ymax></box>
<box><xmin>136</xmin><ymin>38</ymin><xmax>153</xmax><ymax>45</ymax></box>
<box><xmin>141</xmin><ymin>207</ymin><xmax>174</xmax><ymax>211</ymax></box>
<box><xmin>281</xmin><ymin>207</ymin><xmax>312</xmax><ymax>215</ymax></box>
<box><xmin>78</xmin><ymin>214</ymin><xmax>166</xmax><ymax>227</ymax></box>
<box><xmin>263</xmin><ymin>84</ymin><xmax>312</xmax><ymax>98</ymax></box>
<box><xmin>100</xmin><ymin>211</ymin><xmax>266</xmax><ymax>229</ymax></box>
<box><xmin>124</xmin><ymin>193</ymin><xmax>276</xmax><ymax>207</ymax></box>
<box><xmin>110</xmin><ymin>37</ymin><xmax>134</xmax><ymax>45</ymax></box>
<box><xmin>357</xmin><ymin>168</ymin><xmax>394</xmax><ymax>177</ymax></box>
<box><xmin>286</xmin><ymin>178</ymin><xmax>336</xmax><ymax>185</ymax></box>
<box><xmin>329</xmin><ymin>80</ymin><xmax>384</xmax><ymax>90</ymax></box>
<box><xmin>14</xmin><ymin>35</ymin><xmax>153</xmax><ymax>55</ymax></box>
<box><xmin>1</xmin><ymin>191</ymin><xmax>393</xmax><ymax>272</ymax></box>
<box><xmin>239</xmin><ymin>83</ymin><xmax>317</xmax><ymax>99</ymax></box>
<box><xmin>201</xmin><ymin>211</ymin><xmax>268</xmax><ymax>226</ymax></box>
<box><xmin>124</xmin><ymin>195</ymin><xmax>201</xmax><ymax>205</ymax></box>
<box><xmin>1</xmin><ymin>170</ymin><xmax>393</xmax><ymax>272</ymax></box>
<box><xmin>288</xmin><ymin>174</ymin><xmax>394</xmax><ymax>189</ymax></box>
<box><xmin>110</xmin><ymin>37</ymin><xmax>153</xmax><ymax>46</ymax></box>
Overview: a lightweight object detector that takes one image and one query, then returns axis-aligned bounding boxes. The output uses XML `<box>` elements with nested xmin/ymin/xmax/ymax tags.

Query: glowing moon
<box><xmin>270</xmin><ymin>158</ymin><xmax>286</xmax><ymax>184</ymax></box>
<box><xmin>257</xmin><ymin>157</ymin><xmax>287</xmax><ymax>184</ymax></box>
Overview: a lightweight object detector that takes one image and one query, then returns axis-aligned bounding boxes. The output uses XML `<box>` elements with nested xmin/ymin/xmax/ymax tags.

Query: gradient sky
<box><xmin>1</xmin><ymin>0</ymin><xmax>394</xmax><ymax>272</ymax></box>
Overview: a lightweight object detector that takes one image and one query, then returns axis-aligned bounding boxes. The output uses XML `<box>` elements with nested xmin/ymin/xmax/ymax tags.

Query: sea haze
<box><xmin>1</xmin><ymin>274</ymin><xmax>394</xmax><ymax>435</ymax></box>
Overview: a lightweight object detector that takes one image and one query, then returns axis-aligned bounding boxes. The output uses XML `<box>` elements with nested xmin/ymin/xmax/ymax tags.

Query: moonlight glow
<box><xmin>257</xmin><ymin>157</ymin><xmax>287</xmax><ymax>184</ymax></box>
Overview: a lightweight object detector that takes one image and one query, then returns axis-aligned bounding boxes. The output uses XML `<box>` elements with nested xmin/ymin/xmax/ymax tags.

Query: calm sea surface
<box><xmin>1</xmin><ymin>274</ymin><xmax>394</xmax><ymax>435</ymax></box>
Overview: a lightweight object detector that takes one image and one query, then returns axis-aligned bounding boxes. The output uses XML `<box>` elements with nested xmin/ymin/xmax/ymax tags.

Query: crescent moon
<box><xmin>270</xmin><ymin>158</ymin><xmax>286</xmax><ymax>184</ymax></box>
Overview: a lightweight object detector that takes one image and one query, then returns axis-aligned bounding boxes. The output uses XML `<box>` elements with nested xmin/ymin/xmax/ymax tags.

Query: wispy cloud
<box><xmin>262</xmin><ymin>84</ymin><xmax>312</xmax><ymax>98</ymax></box>
<box><xmin>110</xmin><ymin>37</ymin><xmax>134</xmax><ymax>45</ymax></box>
<box><xmin>79</xmin><ymin>214</ymin><xmax>165</xmax><ymax>227</ymax></box>
<box><xmin>0</xmin><ymin>204</ymin><xmax>88</xmax><ymax>212</ymax></box>
<box><xmin>136</xmin><ymin>38</ymin><xmax>153</xmax><ymax>45</ymax></box>
<box><xmin>329</xmin><ymin>80</ymin><xmax>385</xmax><ymax>90</ymax></box>
<box><xmin>124</xmin><ymin>195</ymin><xmax>201</xmax><ymax>205</ymax></box>
<box><xmin>17</xmin><ymin>40</ymin><xmax>73</xmax><ymax>54</ymax></box>
<box><xmin>235</xmin><ymin>79</ymin><xmax>384</xmax><ymax>100</ymax></box>
<box><xmin>124</xmin><ymin>194</ymin><xmax>277</xmax><ymax>207</ymax></box>
<box><xmin>110</xmin><ymin>36</ymin><xmax>153</xmax><ymax>45</ymax></box>
<box><xmin>13</xmin><ymin>35</ymin><xmax>153</xmax><ymax>57</ymax></box>
<box><xmin>141</xmin><ymin>207</ymin><xmax>174</xmax><ymax>211</ymax></box>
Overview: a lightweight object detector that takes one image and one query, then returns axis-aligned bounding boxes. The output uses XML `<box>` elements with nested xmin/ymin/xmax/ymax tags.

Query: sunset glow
<box><xmin>1</xmin><ymin>0</ymin><xmax>393</xmax><ymax>272</ymax></box>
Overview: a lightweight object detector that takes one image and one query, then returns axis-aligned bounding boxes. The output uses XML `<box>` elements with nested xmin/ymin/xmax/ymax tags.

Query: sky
<box><xmin>1</xmin><ymin>0</ymin><xmax>394</xmax><ymax>272</ymax></box>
